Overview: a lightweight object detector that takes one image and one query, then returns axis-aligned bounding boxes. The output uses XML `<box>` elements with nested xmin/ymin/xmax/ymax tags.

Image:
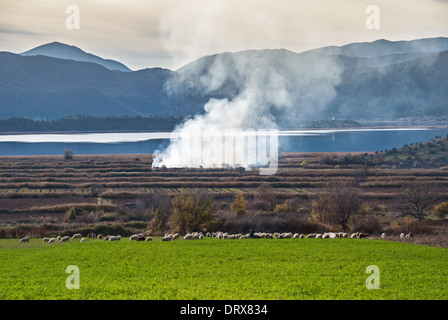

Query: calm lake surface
<box><xmin>0</xmin><ymin>128</ymin><xmax>447</xmax><ymax>156</ymax></box>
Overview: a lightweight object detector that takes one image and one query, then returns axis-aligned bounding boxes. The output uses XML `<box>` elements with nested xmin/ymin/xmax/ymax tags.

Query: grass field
<box><xmin>0</xmin><ymin>237</ymin><xmax>446</xmax><ymax>300</ymax></box>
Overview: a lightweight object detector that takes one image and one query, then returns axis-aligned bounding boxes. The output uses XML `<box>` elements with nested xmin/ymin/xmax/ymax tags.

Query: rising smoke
<box><xmin>152</xmin><ymin>49</ymin><xmax>344</xmax><ymax>169</ymax></box>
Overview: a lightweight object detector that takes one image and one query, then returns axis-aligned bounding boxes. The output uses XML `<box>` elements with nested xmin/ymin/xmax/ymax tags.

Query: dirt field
<box><xmin>1</xmin><ymin>152</ymin><xmax>447</xmax><ymax>246</ymax></box>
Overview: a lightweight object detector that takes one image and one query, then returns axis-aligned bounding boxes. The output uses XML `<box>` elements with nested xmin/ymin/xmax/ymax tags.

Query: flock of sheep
<box><xmin>17</xmin><ymin>231</ymin><xmax>413</xmax><ymax>244</ymax></box>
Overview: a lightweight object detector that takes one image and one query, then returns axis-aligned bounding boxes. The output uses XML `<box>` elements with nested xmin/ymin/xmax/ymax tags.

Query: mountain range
<box><xmin>0</xmin><ymin>37</ymin><xmax>447</xmax><ymax>121</ymax></box>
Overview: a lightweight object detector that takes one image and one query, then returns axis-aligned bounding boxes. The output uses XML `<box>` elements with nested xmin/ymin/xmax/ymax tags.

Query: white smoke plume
<box><xmin>153</xmin><ymin>1</ymin><xmax>344</xmax><ymax>170</ymax></box>
<box><xmin>152</xmin><ymin>50</ymin><xmax>343</xmax><ymax>170</ymax></box>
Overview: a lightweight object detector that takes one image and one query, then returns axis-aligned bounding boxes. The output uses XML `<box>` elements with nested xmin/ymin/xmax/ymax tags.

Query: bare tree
<box><xmin>400</xmin><ymin>182</ymin><xmax>439</xmax><ymax>221</ymax></box>
<box><xmin>312</xmin><ymin>183</ymin><xmax>363</xmax><ymax>232</ymax></box>
<box><xmin>144</xmin><ymin>192</ymin><xmax>172</xmax><ymax>234</ymax></box>
<box><xmin>253</xmin><ymin>183</ymin><xmax>276</xmax><ymax>211</ymax></box>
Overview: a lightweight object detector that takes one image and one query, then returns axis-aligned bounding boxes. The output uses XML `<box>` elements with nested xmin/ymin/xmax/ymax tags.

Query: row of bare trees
<box><xmin>142</xmin><ymin>181</ymin><xmax>444</xmax><ymax>235</ymax></box>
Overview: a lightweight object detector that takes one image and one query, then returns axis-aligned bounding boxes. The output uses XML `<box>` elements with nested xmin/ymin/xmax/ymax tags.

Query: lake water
<box><xmin>0</xmin><ymin>128</ymin><xmax>447</xmax><ymax>156</ymax></box>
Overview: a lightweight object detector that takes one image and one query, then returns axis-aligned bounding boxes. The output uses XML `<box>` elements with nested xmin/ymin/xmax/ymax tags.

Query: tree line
<box><xmin>141</xmin><ymin>181</ymin><xmax>447</xmax><ymax>236</ymax></box>
<box><xmin>0</xmin><ymin>115</ymin><xmax>186</xmax><ymax>132</ymax></box>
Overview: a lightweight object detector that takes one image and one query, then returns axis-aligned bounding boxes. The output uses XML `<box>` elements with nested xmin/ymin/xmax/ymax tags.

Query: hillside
<box><xmin>1</xmin><ymin>37</ymin><xmax>447</xmax><ymax>121</ymax></box>
<box><xmin>321</xmin><ymin>134</ymin><xmax>448</xmax><ymax>168</ymax></box>
<box><xmin>21</xmin><ymin>42</ymin><xmax>131</xmax><ymax>72</ymax></box>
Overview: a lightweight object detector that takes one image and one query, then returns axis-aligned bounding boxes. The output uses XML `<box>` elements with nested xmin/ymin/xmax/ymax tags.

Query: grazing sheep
<box><xmin>342</xmin><ymin>233</ymin><xmax>348</xmax><ymax>238</ymax></box>
<box><xmin>43</xmin><ymin>237</ymin><xmax>50</xmax><ymax>243</ymax></box>
<box><xmin>163</xmin><ymin>234</ymin><xmax>172</xmax><ymax>241</ymax></box>
<box><xmin>172</xmin><ymin>233</ymin><xmax>180</xmax><ymax>240</ymax></box>
<box><xmin>109</xmin><ymin>235</ymin><xmax>120</xmax><ymax>241</ymax></box>
<box><xmin>130</xmin><ymin>234</ymin><xmax>140</xmax><ymax>241</ymax></box>
<box><xmin>97</xmin><ymin>234</ymin><xmax>104</xmax><ymax>239</ymax></box>
<box><xmin>316</xmin><ymin>234</ymin><xmax>323</xmax><ymax>238</ymax></box>
<box><xmin>406</xmin><ymin>233</ymin><xmax>414</xmax><ymax>239</ymax></box>
<box><xmin>104</xmin><ymin>235</ymin><xmax>111</xmax><ymax>241</ymax></box>
<box><xmin>72</xmin><ymin>233</ymin><xmax>82</xmax><ymax>240</ymax></box>
<box><xmin>60</xmin><ymin>236</ymin><xmax>70</xmax><ymax>243</ymax></box>
<box><xmin>381</xmin><ymin>233</ymin><xmax>386</xmax><ymax>239</ymax></box>
<box><xmin>57</xmin><ymin>236</ymin><xmax>62</xmax><ymax>242</ymax></box>
<box><xmin>299</xmin><ymin>234</ymin><xmax>304</xmax><ymax>239</ymax></box>
<box><xmin>183</xmin><ymin>233</ymin><xmax>193</xmax><ymax>240</ymax></box>
<box><xmin>136</xmin><ymin>234</ymin><xmax>146</xmax><ymax>241</ymax></box>
<box><xmin>293</xmin><ymin>233</ymin><xmax>300</xmax><ymax>239</ymax></box>
<box><xmin>80</xmin><ymin>238</ymin><xmax>85</xmax><ymax>243</ymax></box>
<box><xmin>357</xmin><ymin>232</ymin><xmax>369</xmax><ymax>239</ymax></box>
<box><xmin>350</xmin><ymin>233</ymin><xmax>357</xmax><ymax>239</ymax></box>
<box><xmin>206</xmin><ymin>232</ymin><xmax>211</xmax><ymax>238</ymax></box>
<box><xmin>19</xmin><ymin>236</ymin><xmax>30</xmax><ymax>244</ymax></box>
<box><xmin>323</xmin><ymin>232</ymin><xmax>337</xmax><ymax>239</ymax></box>
<box><xmin>191</xmin><ymin>233</ymin><xmax>200</xmax><ymax>240</ymax></box>
<box><xmin>48</xmin><ymin>238</ymin><xmax>55</xmax><ymax>244</ymax></box>
<box><xmin>306</xmin><ymin>233</ymin><xmax>317</xmax><ymax>238</ymax></box>
<box><xmin>400</xmin><ymin>233</ymin><xmax>405</xmax><ymax>239</ymax></box>
<box><xmin>145</xmin><ymin>236</ymin><xmax>153</xmax><ymax>241</ymax></box>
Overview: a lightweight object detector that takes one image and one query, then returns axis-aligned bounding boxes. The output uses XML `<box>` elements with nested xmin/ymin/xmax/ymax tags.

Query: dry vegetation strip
<box><xmin>0</xmin><ymin>152</ymin><xmax>447</xmax><ymax>246</ymax></box>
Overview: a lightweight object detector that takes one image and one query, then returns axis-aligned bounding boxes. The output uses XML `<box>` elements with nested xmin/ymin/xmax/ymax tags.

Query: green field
<box><xmin>0</xmin><ymin>238</ymin><xmax>446</xmax><ymax>300</ymax></box>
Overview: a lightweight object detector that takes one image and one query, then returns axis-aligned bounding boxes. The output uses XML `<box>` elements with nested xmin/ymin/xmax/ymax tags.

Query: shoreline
<box><xmin>1</xmin><ymin>124</ymin><xmax>447</xmax><ymax>136</ymax></box>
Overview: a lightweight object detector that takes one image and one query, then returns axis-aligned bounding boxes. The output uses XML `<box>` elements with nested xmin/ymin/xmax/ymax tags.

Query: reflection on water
<box><xmin>0</xmin><ymin>128</ymin><xmax>447</xmax><ymax>156</ymax></box>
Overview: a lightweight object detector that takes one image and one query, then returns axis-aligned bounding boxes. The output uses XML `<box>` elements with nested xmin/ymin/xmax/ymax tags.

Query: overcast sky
<box><xmin>0</xmin><ymin>0</ymin><xmax>447</xmax><ymax>70</ymax></box>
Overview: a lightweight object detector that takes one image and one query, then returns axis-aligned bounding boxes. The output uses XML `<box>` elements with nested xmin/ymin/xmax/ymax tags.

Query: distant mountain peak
<box><xmin>21</xmin><ymin>41</ymin><xmax>131</xmax><ymax>72</ymax></box>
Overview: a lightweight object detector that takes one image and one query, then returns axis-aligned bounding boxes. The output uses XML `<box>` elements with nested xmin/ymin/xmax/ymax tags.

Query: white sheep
<box><xmin>48</xmin><ymin>238</ymin><xmax>55</xmax><ymax>244</ymax></box>
<box><xmin>60</xmin><ymin>236</ymin><xmax>70</xmax><ymax>243</ymax></box>
<box><xmin>400</xmin><ymin>233</ymin><xmax>405</xmax><ymax>239</ymax></box>
<box><xmin>72</xmin><ymin>233</ymin><xmax>82</xmax><ymax>240</ymax></box>
<box><xmin>109</xmin><ymin>235</ymin><xmax>120</xmax><ymax>241</ymax></box>
<box><xmin>299</xmin><ymin>234</ymin><xmax>304</xmax><ymax>239</ymax></box>
<box><xmin>145</xmin><ymin>236</ymin><xmax>153</xmax><ymax>241</ymax></box>
<box><xmin>129</xmin><ymin>234</ymin><xmax>140</xmax><ymax>241</ymax></box>
<box><xmin>57</xmin><ymin>236</ymin><xmax>62</xmax><ymax>242</ymax></box>
<box><xmin>43</xmin><ymin>237</ymin><xmax>50</xmax><ymax>243</ymax></box>
<box><xmin>316</xmin><ymin>233</ymin><xmax>323</xmax><ymax>238</ymax></box>
<box><xmin>183</xmin><ymin>233</ymin><xmax>193</xmax><ymax>240</ymax></box>
<box><xmin>306</xmin><ymin>233</ymin><xmax>317</xmax><ymax>238</ymax></box>
<box><xmin>19</xmin><ymin>236</ymin><xmax>30</xmax><ymax>244</ymax></box>
<box><xmin>350</xmin><ymin>233</ymin><xmax>358</xmax><ymax>239</ymax></box>
<box><xmin>381</xmin><ymin>233</ymin><xmax>386</xmax><ymax>239</ymax></box>
<box><xmin>80</xmin><ymin>238</ymin><xmax>85</xmax><ymax>242</ymax></box>
<box><xmin>323</xmin><ymin>232</ymin><xmax>337</xmax><ymax>239</ymax></box>
<box><xmin>191</xmin><ymin>233</ymin><xmax>200</xmax><ymax>240</ymax></box>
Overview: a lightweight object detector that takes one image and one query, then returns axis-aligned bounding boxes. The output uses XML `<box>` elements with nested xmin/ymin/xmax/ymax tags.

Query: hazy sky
<box><xmin>0</xmin><ymin>0</ymin><xmax>447</xmax><ymax>70</ymax></box>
